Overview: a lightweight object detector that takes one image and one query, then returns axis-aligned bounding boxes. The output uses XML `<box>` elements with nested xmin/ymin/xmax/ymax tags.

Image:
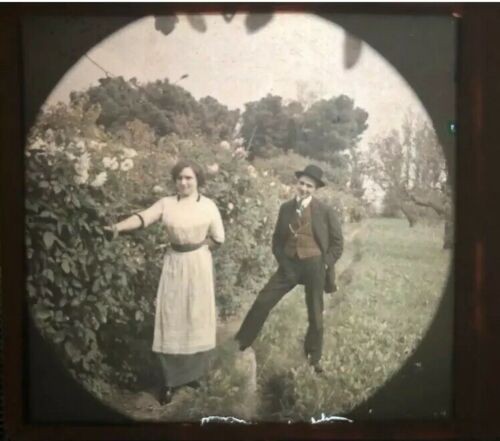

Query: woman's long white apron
<box><xmin>139</xmin><ymin>194</ymin><xmax>225</xmax><ymax>355</ymax></box>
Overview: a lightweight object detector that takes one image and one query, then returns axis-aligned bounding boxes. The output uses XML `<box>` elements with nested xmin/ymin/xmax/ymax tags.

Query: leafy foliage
<box><xmin>78</xmin><ymin>77</ymin><xmax>239</xmax><ymax>140</ymax></box>
<box><xmin>362</xmin><ymin>113</ymin><xmax>450</xmax><ymax>227</ymax></box>
<box><xmin>240</xmin><ymin>94</ymin><xmax>369</xmax><ymax>163</ymax></box>
<box><xmin>25</xmin><ymin>99</ymin><xmax>282</xmax><ymax>393</ymax></box>
<box><xmin>253</xmin><ymin>151</ymin><xmax>367</xmax><ymax>223</ymax></box>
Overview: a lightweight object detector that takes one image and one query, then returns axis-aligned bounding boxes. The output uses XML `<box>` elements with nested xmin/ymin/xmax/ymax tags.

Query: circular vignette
<box><xmin>24</xmin><ymin>11</ymin><xmax>454</xmax><ymax>422</ymax></box>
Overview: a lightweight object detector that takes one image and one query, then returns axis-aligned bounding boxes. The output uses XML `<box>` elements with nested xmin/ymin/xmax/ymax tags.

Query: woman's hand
<box><xmin>103</xmin><ymin>225</ymin><xmax>119</xmax><ymax>241</ymax></box>
<box><xmin>204</xmin><ymin>237</ymin><xmax>220</xmax><ymax>251</ymax></box>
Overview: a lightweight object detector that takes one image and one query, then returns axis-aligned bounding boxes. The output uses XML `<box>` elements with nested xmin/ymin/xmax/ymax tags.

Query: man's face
<box><xmin>296</xmin><ymin>175</ymin><xmax>317</xmax><ymax>199</ymax></box>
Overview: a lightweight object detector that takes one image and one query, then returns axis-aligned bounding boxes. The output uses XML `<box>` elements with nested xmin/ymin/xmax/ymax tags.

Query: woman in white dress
<box><xmin>105</xmin><ymin>160</ymin><xmax>225</xmax><ymax>405</ymax></box>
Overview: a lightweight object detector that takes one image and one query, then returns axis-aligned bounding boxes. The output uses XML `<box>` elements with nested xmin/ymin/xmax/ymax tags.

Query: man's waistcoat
<box><xmin>283</xmin><ymin>203</ymin><xmax>322</xmax><ymax>259</ymax></box>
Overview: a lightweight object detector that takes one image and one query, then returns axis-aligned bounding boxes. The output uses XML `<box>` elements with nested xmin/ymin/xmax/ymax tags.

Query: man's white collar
<box><xmin>296</xmin><ymin>195</ymin><xmax>312</xmax><ymax>209</ymax></box>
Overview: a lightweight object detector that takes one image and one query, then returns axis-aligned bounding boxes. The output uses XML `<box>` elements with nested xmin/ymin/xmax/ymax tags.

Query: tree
<box><xmin>296</xmin><ymin>95</ymin><xmax>368</xmax><ymax>162</ymax></box>
<box><xmin>198</xmin><ymin>96</ymin><xmax>240</xmax><ymax>141</ymax></box>
<box><xmin>82</xmin><ymin>77</ymin><xmax>237</xmax><ymax>141</ymax></box>
<box><xmin>240</xmin><ymin>93</ymin><xmax>368</xmax><ymax>165</ymax></box>
<box><xmin>240</xmin><ymin>94</ymin><xmax>291</xmax><ymax>157</ymax></box>
<box><xmin>363</xmin><ymin>113</ymin><xmax>452</xmax><ymax>248</ymax></box>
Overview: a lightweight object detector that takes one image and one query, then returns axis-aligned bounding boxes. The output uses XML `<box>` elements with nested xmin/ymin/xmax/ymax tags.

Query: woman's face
<box><xmin>175</xmin><ymin>167</ymin><xmax>198</xmax><ymax>197</ymax></box>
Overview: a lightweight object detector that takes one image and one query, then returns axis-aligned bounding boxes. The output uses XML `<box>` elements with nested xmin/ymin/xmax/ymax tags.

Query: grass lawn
<box><xmin>253</xmin><ymin>217</ymin><xmax>451</xmax><ymax>420</ymax></box>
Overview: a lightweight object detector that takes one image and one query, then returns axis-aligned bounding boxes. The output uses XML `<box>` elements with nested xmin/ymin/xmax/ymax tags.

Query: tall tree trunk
<box><xmin>400</xmin><ymin>202</ymin><xmax>417</xmax><ymax>227</ymax></box>
<box><xmin>408</xmin><ymin>192</ymin><xmax>453</xmax><ymax>249</ymax></box>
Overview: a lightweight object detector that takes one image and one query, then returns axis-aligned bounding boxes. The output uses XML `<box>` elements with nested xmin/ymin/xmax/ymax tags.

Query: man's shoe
<box><xmin>235</xmin><ymin>336</ymin><xmax>249</xmax><ymax>352</ymax></box>
<box><xmin>313</xmin><ymin>363</ymin><xmax>324</xmax><ymax>374</ymax></box>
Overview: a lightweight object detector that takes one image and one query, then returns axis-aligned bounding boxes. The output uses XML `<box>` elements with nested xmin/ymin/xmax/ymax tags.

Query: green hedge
<box><xmin>26</xmin><ymin>102</ymin><xmax>283</xmax><ymax>394</ymax></box>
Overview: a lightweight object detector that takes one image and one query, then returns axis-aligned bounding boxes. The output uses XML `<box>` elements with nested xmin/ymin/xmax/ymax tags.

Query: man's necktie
<box><xmin>296</xmin><ymin>199</ymin><xmax>305</xmax><ymax>217</ymax></box>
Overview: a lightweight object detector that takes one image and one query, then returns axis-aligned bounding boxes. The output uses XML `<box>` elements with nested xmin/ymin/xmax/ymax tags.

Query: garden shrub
<box><xmin>253</xmin><ymin>151</ymin><xmax>368</xmax><ymax>223</ymax></box>
<box><xmin>25</xmin><ymin>100</ymin><xmax>283</xmax><ymax>395</ymax></box>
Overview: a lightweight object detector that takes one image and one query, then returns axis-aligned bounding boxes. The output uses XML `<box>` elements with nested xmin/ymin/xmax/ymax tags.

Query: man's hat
<box><xmin>295</xmin><ymin>164</ymin><xmax>326</xmax><ymax>188</ymax></box>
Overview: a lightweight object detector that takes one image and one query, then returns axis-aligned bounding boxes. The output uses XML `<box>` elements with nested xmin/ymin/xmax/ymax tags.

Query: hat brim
<box><xmin>295</xmin><ymin>171</ymin><xmax>325</xmax><ymax>188</ymax></box>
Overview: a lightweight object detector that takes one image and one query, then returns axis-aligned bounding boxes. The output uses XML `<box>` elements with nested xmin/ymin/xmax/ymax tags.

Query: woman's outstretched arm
<box><xmin>113</xmin><ymin>214</ymin><xmax>144</xmax><ymax>233</ymax></box>
<box><xmin>104</xmin><ymin>198</ymin><xmax>164</xmax><ymax>238</ymax></box>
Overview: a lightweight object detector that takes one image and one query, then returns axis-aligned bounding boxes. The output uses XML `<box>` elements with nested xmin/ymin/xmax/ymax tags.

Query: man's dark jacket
<box><xmin>271</xmin><ymin>197</ymin><xmax>344</xmax><ymax>293</ymax></box>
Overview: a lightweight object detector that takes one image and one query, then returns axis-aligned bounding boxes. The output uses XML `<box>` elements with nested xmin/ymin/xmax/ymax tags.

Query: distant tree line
<box><xmin>71</xmin><ymin>76</ymin><xmax>240</xmax><ymax>142</ymax></box>
<box><xmin>71</xmin><ymin>77</ymin><xmax>370</xmax><ymax>170</ymax></box>
<box><xmin>240</xmin><ymin>94</ymin><xmax>369</xmax><ymax>164</ymax></box>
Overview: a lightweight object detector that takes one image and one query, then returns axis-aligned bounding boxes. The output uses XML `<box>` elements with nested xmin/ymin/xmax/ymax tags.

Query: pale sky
<box><xmin>47</xmin><ymin>13</ymin><xmax>430</xmax><ymax>146</ymax></box>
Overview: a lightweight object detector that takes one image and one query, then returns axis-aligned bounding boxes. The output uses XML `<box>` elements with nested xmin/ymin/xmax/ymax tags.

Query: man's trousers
<box><xmin>235</xmin><ymin>255</ymin><xmax>325</xmax><ymax>365</ymax></box>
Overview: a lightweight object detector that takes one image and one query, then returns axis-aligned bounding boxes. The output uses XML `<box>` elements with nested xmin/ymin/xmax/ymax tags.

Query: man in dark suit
<box><xmin>235</xmin><ymin>165</ymin><xmax>343</xmax><ymax>373</ymax></box>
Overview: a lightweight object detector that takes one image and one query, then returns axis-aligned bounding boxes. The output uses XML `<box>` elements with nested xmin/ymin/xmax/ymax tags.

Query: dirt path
<box><xmin>99</xmin><ymin>221</ymin><xmax>368</xmax><ymax>421</ymax></box>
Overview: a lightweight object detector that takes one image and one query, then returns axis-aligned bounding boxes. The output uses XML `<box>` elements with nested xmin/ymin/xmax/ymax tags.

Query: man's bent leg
<box><xmin>235</xmin><ymin>268</ymin><xmax>297</xmax><ymax>350</ymax></box>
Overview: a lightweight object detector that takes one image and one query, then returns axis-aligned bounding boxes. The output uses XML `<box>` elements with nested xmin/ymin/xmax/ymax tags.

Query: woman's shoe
<box><xmin>185</xmin><ymin>380</ymin><xmax>201</xmax><ymax>390</ymax></box>
<box><xmin>158</xmin><ymin>386</ymin><xmax>175</xmax><ymax>405</ymax></box>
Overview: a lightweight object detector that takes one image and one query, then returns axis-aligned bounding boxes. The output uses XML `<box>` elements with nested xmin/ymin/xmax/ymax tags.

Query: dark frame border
<box><xmin>2</xmin><ymin>3</ymin><xmax>500</xmax><ymax>440</ymax></box>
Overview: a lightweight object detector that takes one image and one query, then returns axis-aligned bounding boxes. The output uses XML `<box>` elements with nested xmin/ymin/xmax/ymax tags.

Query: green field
<box><xmin>105</xmin><ymin>217</ymin><xmax>452</xmax><ymax>421</ymax></box>
<box><xmin>253</xmin><ymin>217</ymin><xmax>451</xmax><ymax>420</ymax></box>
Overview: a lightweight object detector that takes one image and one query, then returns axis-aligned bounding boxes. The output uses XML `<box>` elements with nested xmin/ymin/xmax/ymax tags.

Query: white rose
<box><xmin>120</xmin><ymin>158</ymin><xmax>134</xmax><ymax>171</ymax></box>
<box><xmin>109</xmin><ymin>159</ymin><xmax>119</xmax><ymax>171</ymax></box>
<box><xmin>232</xmin><ymin>147</ymin><xmax>247</xmax><ymax>160</ymax></box>
<box><xmin>103</xmin><ymin>157</ymin><xmax>119</xmax><ymax>170</ymax></box>
<box><xmin>207</xmin><ymin>163</ymin><xmax>220</xmax><ymax>174</ymax></box>
<box><xmin>74</xmin><ymin>152</ymin><xmax>91</xmax><ymax>175</ymax></box>
<box><xmin>28</xmin><ymin>138</ymin><xmax>45</xmax><ymax>150</ymax></box>
<box><xmin>153</xmin><ymin>185</ymin><xmax>164</xmax><ymax>194</ymax></box>
<box><xmin>122</xmin><ymin>147</ymin><xmax>138</xmax><ymax>158</ymax></box>
<box><xmin>90</xmin><ymin>171</ymin><xmax>107</xmax><ymax>188</ymax></box>
<box><xmin>227</xmin><ymin>202</ymin><xmax>234</xmax><ymax>211</ymax></box>
<box><xmin>102</xmin><ymin>157</ymin><xmax>113</xmax><ymax>168</ymax></box>
<box><xmin>89</xmin><ymin>140</ymin><xmax>106</xmax><ymax>150</ymax></box>
<box><xmin>219</xmin><ymin>140</ymin><xmax>231</xmax><ymax>150</ymax></box>
<box><xmin>74</xmin><ymin>170</ymin><xmax>89</xmax><ymax>185</ymax></box>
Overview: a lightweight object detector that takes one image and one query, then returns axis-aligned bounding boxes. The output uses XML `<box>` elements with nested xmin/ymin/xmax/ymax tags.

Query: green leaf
<box><xmin>43</xmin><ymin>269</ymin><xmax>54</xmax><ymax>283</ymax></box>
<box><xmin>43</xmin><ymin>232</ymin><xmax>56</xmax><ymax>250</ymax></box>
<box><xmin>96</xmin><ymin>303</ymin><xmax>107</xmax><ymax>323</ymax></box>
<box><xmin>27</xmin><ymin>283</ymin><xmax>36</xmax><ymax>298</ymax></box>
<box><xmin>61</xmin><ymin>260</ymin><xmax>70</xmax><ymax>274</ymax></box>
<box><xmin>84</xmin><ymin>328</ymin><xmax>96</xmax><ymax>345</ymax></box>
<box><xmin>34</xmin><ymin>306</ymin><xmax>52</xmax><ymax>321</ymax></box>
<box><xmin>64</xmin><ymin>341</ymin><xmax>82</xmax><ymax>363</ymax></box>
<box><xmin>53</xmin><ymin>331</ymin><xmax>66</xmax><ymax>344</ymax></box>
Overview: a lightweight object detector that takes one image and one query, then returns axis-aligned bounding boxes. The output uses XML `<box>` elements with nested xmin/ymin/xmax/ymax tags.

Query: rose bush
<box><xmin>26</xmin><ymin>100</ymin><xmax>283</xmax><ymax>395</ymax></box>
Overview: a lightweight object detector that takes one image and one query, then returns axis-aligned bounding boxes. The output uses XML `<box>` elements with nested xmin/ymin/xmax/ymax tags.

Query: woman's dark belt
<box><xmin>170</xmin><ymin>240</ymin><xmax>206</xmax><ymax>252</ymax></box>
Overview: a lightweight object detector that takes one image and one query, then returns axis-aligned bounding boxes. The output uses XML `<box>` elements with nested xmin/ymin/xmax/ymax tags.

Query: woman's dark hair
<box><xmin>171</xmin><ymin>160</ymin><xmax>206</xmax><ymax>188</ymax></box>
